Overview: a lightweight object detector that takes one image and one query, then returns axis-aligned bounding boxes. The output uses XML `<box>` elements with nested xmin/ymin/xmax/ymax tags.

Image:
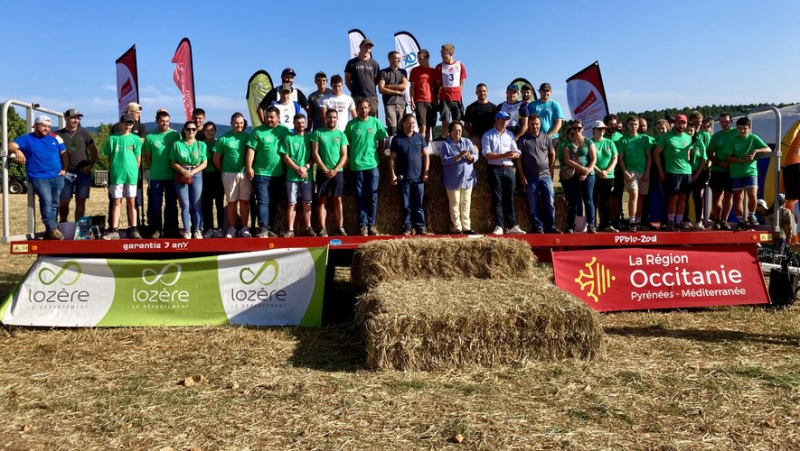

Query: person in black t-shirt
<box><xmin>463</xmin><ymin>83</ymin><xmax>496</xmax><ymax>151</ymax></box>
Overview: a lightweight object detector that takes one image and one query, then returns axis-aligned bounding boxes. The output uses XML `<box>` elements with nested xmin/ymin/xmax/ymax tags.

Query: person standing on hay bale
<box><xmin>517</xmin><ymin>114</ymin><xmax>557</xmax><ymax>234</ymax></box>
<box><xmin>312</xmin><ymin>109</ymin><xmax>349</xmax><ymax>237</ymax></box>
<box><xmin>345</xmin><ymin>98</ymin><xmax>388</xmax><ymax>236</ymax></box>
<box><xmin>482</xmin><ymin>110</ymin><xmax>524</xmax><ymax>235</ymax></box>
<box><xmin>279</xmin><ymin>114</ymin><xmax>314</xmax><ymax>237</ymax></box>
<box><xmin>435</xmin><ymin>43</ymin><xmax>467</xmax><ymax>140</ymax></box>
<box><xmin>527</xmin><ymin>83</ymin><xmax>563</xmax><ymax>140</ymax></box>
<box><xmin>441</xmin><ymin>121</ymin><xmax>478</xmax><ymax>234</ymax></box>
<box><xmin>463</xmin><ymin>83</ymin><xmax>496</xmax><ymax>150</ymax></box>
<box><xmin>390</xmin><ymin>114</ymin><xmax>432</xmax><ymax>236</ymax></box>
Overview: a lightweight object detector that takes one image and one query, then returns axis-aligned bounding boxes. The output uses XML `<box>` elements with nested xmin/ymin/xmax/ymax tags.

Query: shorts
<box><xmin>783</xmin><ymin>163</ymin><xmax>800</xmax><ymax>200</ymax></box>
<box><xmin>366</xmin><ymin>97</ymin><xmax>379</xmax><ymax>118</ymax></box>
<box><xmin>709</xmin><ymin>171</ymin><xmax>732</xmax><ymax>193</ymax></box>
<box><xmin>731</xmin><ymin>175</ymin><xmax>758</xmax><ymax>191</ymax></box>
<box><xmin>438</xmin><ymin>100</ymin><xmax>464</xmax><ymax>122</ymax></box>
<box><xmin>286</xmin><ymin>180</ymin><xmax>313</xmax><ymax>204</ymax></box>
<box><xmin>414</xmin><ymin>101</ymin><xmax>437</xmax><ymax>129</ymax></box>
<box><xmin>222</xmin><ymin>172</ymin><xmax>252</xmax><ymax>202</ymax></box>
<box><xmin>60</xmin><ymin>171</ymin><xmax>91</xmax><ymax>200</ymax></box>
<box><xmin>625</xmin><ymin>171</ymin><xmax>650</xmax><ymax>195</ymax></box>
<box><xmin>316</xmin><ymin>170</ymin><xmax>344</xmax><ymax>198</ymax></box>
<box><xmin>109</xmin><ymin>183</ymin><xmax>137</xmax><ymax>199</ymax></box>
<box><xmin>665</xmin><ymin>174</ymin><xmax>690</xmax><ymax>196</ymax></box>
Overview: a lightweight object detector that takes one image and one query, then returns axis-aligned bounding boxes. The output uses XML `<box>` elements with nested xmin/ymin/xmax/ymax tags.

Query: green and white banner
<box><xmin>0</xmin><ymin>248</ymin><xmax>328</xmax><ymax>327</ymax></box>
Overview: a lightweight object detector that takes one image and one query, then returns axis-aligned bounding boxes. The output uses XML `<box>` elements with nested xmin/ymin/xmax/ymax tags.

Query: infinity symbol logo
<box><xmin>403</xmin><ymin>52</ymin><xmax>417</xmax><ymax>67</ymax></box>
<box><xmin>239</xmin><ymin>260</ymin><xmax>279</xmax><ymax>285</ymax></box>
<box><xmin>38</xmin><ymin>260</ymin><xmax>82</xmax><ymax>286</ymax></box>
<box><xmin>142</xmin><ymin>264</ymin><xmax>182</xmax><ymax>286</ymax></box>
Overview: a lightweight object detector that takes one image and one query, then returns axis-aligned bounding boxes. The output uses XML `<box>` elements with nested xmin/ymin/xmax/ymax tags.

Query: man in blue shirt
<box><xmin>527</xmin><ymin>83</ymin><xmax>563</xmax><ymax>139</ymax></box>
<box><xmin>9</xmin><ymin>115</ymin><xmax>68</xmax><ymax>239</ymax></box>
<box><xmin>482</xmin><ymin>110</ymin><xmax>524</xmax><ymax>235</ymax></box>
<box><xmin>390</xmin><ymin>113</ymin><xmax>431</xmax><ymax>236</ymax></box>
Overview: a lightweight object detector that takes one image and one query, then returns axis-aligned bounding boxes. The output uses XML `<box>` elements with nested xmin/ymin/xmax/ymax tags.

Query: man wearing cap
<box><xmin>102</xmin><ymin>114</ymin><xmax>143</xmax><ymax>239</ymax></box>
<box><xmin>482</xmin><ymin>110</ymin><xmax>524</xmax><ymax>235</ymax></box>
<box><xmin>271</xmin><ymin>83</ymin><xmax>303</xmax><ymax>132</ymax></box>
<box><xmin>345</xmin><ymin>38</ymin><xmax>381</xmax><ymax>118</ymax></box>
<box><xmin>308</xmin><ymin>72</ymin><xmax>331</xmax><ymax>132</ymax></box>
<box><xmin>496</xmin><ymin>84</ymin><xmax>523</xmax><ymax>135</ymax></box>
<box><xmin>516</xmin><ymin>84</ymin><xmax>534</xmax><ymax>140</ymax></box>
<box><xmin>409</xmin><ymin>49</ymin><xmax>437</xmax><ymax>141</ymax></box>
<box><xmin>516</xmin><ymin>113</ymin><xmax>557</xmax><ymax>234</ymax></box>
<box><xmin>112</xmin><ymin>102</ymin><xmax>147</xmax><ymax>141</ymax></box>
<box><xmin>8</xmin><ymin>115</ymin><xmax>68</xmax><ymax>239</ymax></box>
<box><xmin>435</xmin><ymin>43</ymin><xmax>467</xmax><ymax>138</ymax></box>
<box><xmin>654</xmin><ymin>114</ymin><xmax>693</xmax><ymax>231</ymax></box>
<box><xmin>321</xmin><ymin>74</ymin><xmax>356</xmax><ymax>132</ymax></box>
<box><xmin>707</xmin><ymin>112</ymin><xmax>737</xmax><ymax>230</ymax></box>
<box><xmin>527</xmin><ymin>83</ymin><xmax>562</xmax><ymax>139</ymax></box>
<box><xmin>463</xmin><ymin>83</ymin><xmax>496</xmax><ymax>151</ymax></box>
<box><xmin>55</xmin><ymin>109</ymin><xmax>98</xmax><ymax>223</ymax></box>
<box><xmin>378</xmin><ymin>51</ymin><xmax>408</xmax><ymax>137</ymax></box>
<box><xmin>258</xmin><ymin>68</ymin><xmax>310</xmax><ymax>124</ymax></box>
<box><xmin>143</xmin><ymin>109</ymin><xmax>181</xmax><ymax>238</ymax></box>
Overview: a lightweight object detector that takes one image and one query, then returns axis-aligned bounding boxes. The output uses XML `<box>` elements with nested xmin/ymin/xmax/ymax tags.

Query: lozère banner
<box><xmin>0</xmin><ymin>248</ymin><xmax>328</xmax><ymax>327</ymax></box>
<box><xmin>552</xmin><ymin>246</ymin><xmax>769</xmax><ymax>312</ymax></box>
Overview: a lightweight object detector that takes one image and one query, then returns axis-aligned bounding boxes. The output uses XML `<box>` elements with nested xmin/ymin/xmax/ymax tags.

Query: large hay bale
<box><xmin>356</xmin><ymin>278</ymin><xmax>605</xmax><ymax>370</ymax></box>
<box><xmin>351</xmin><ymin>237</ymin><xmax>538</xmax><ymax>292</ymax></box>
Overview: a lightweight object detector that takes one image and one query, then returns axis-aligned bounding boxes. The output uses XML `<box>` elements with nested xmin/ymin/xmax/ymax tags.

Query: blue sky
<box><xmin>2</xmin><ymin>0</ymin><xmax>799</xmax><ymax>127</ymax></box>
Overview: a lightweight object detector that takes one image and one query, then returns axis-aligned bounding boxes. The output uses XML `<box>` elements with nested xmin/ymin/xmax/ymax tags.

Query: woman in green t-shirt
<box><xmin>562</xmin><ymin>120</ymin><xmax>597</xmax><ymax>233</ymax></box>
<box><xmin>171</xmin><ymin>122</ymin><xmax>208</xmax><ymax>239</ymax></box>
<box><xmin>591</xmin><ymin>121</ymin><xmax>618</xmax><ymax>232</ymax></box>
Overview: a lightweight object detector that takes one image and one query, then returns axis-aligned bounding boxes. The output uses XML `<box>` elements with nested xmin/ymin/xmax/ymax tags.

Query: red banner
<box><xmin>115</xmin><ymin>45</ymin><xmax>139</xmax><ymax>118</ymax></box>
<box><xmin>552</xmin><ymin>246</ymin><xmax>769</xmax><ymax>312</ymax></box>
<box><xmin>565</xmin><ymin>61</ymin><xmax>608</xmax><ymax>136</ymax></box>
<box><xmin>171</xmin><ymin>38</ymin><xmax>196</xmax><ymax>121</ymax></box>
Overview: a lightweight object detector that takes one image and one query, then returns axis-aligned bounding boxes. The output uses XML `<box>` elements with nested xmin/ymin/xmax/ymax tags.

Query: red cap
<box><xmin>675</xmin><ymin>114</ymin><xmax>688</xmax><ymax>123</ymax></box>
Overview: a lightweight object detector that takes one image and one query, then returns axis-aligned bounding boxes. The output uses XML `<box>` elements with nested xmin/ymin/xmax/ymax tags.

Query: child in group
<box><xmin>102</xmin><ymin>114</ymin><xmax>142</xmax><ymax>239</ymax></box>
<box><xmin>279</xmin><ymin>114</ymin><xmax>315</xmax><ymax>237</ymax></box>
<box><xmin>724</xmin><ymin>117</ymin><xmax>772</xmax><ymax>229</ymax></box>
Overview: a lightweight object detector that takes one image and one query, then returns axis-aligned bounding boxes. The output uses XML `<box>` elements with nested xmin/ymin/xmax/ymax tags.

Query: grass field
<box><xmin>1</xmin><ymin>189</ymin><xmax>799</xmax><ymax>450</ymax></box>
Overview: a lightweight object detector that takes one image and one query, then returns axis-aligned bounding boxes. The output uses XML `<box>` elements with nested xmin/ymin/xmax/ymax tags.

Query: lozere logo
<box><xmin>574</xmin><ymin>257</ymin><xmax>615</xmax><ymax>302</ymax></box>
<box><xmin>239</xmin><ymin>260</ymin><xmax>278</xmax><ymax>285</ymax></box>
<box><xmin>142</xmin><ymin>264</ymin><xmax>182</xmax><ymax>286</ymax></box>
<box><xmin>38</xmin><ymin>260</ymin><xmax>82</xmax><ymax>286</ymax></box>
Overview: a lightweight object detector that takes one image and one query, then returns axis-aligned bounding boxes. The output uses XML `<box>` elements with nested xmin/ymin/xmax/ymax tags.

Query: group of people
<box><xmin>8</xmin><ymin>38</ymin><xmax>778</xmax><ymax>239</ymax></box>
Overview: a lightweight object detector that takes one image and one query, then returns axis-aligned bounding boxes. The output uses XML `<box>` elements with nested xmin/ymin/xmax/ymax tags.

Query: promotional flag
<box><xmin>171</xmin><ymin>38</ymin><xmax>196</xmax><ymax>122</ymax></box>
<box><xmin>348</xmin><ymin>29</ymin><xmax>367</xmax><ymax>58</ymax></box>
<box><xmin>394</xmin><ymin>31</ymin><xmax>421</xmax><ymax>113</ymax></box>
<box><xmin>245</xmin><ymin>70</ymin><xmax>273</xmax><ymax>128</ymax></box>
<box><xmin>566</xmin><ymin>61</ymin><xmax>609</xmax><ymax>135</ymax></box>
<box><xmin>509</xmin><ymin>77</ymin><xmax>537</xmax><ymax>102</ymax></box>
<box><xmin>115</xmin><ymin>45</ymin><xmax>139</xmax><ymax>118</ymax></box>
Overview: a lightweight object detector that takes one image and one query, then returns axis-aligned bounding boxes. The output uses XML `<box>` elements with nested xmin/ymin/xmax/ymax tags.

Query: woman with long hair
<box><xmin>562</xmin><ymin>120</ymin><xmax>597</xmax><ymax>233</ymax></box>
<box><xmin>171</xmin><ymin>121</ymin><xmax>208</xmax><ymax>239</ymax></box>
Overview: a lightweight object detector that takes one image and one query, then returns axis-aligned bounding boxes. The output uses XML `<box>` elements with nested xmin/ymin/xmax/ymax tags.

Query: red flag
<box><xmin>115</xmin><ymin>45</ymin><xmax>139</xmax><ymax>118</ymax></box>
<box><xmin>171</xmin><ymin>38</ymin><xmax>196</xmax><ymax>121</ymax></box>
<box><xmin>565</xmin><ymin>61</ymin><xmax>609</xmax><ymax>134</ymax></box>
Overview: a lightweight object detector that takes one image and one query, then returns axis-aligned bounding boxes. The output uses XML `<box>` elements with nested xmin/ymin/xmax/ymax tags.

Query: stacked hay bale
<box><xmin>352</xmin><ymin>238</ymin><xmax>605</xmax><ymax>371</ymax></box>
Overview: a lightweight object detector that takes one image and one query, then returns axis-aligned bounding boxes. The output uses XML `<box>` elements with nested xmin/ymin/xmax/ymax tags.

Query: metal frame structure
<box><xmin>2</xmin><ymin>100</ymin><xmax>65</xmax><ymax>243</ymax></box>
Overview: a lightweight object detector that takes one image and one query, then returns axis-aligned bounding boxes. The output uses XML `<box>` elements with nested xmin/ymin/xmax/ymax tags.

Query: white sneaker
<box><xmin>508</xmin><ymin>225</ymin><xmax>525</xmax><ymax>235</ymax></box>
<box><xmin>203</xmin><ymin>229</ymin><xmax>216</xmax><ymax>239</ymax></box>
<box><xmin>192</xmin><ymin>230</ymin><xmax>203</xmax><ymax>239</ymax></box>
<box><xmin>680</xmin><ymin>220</ymin><xmax>694</xmax><ymax>230</ymax></box>
<box><xmin>225</xmin><ymin>227</ymin><xmax>237</xmax><ymax>239</ymax></box>
<box><xmin>182</xmin><ymin>231</ymin><xmax>191</xmax><ymax>239</ymax></box>
<box><xmin>695</xmin><ymin>221</ymin><xmax>705</xmax><ymax>231</ymax></box>
<box><xmin>492</xmin><ymin>226</ymin><xmax>504</xmax><ymax>235</ymax></box>
<box><xmin>240</xmin><ymin>229</ymin><xmax>252</xmax><ymax>238</ymax></box>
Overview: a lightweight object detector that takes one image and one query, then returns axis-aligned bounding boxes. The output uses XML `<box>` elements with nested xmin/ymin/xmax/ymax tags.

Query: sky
<box><xmin>2</xmin><ymin>0</ymin><xmax>799</xmax><ymax>127</ymax></box>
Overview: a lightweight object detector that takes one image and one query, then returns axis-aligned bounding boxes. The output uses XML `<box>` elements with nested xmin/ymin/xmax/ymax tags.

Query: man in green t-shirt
<box><xmin>246</xmin><ymin>106</ymin><xmax>291</xmax><ymax>238</ymax></box>
<box><xmin>617</xmin><ymin>115</ymin><xmax>652</xmax><ymax>232</ymax></box>
<box><xmin>707</xmin><ymin>112</ymin><xmax>738</xmax><ymax>230</ymax></box>
<box><xmin>102</xmin><ymin>114</ymin><xmax>143</xmax><ymax>239</ymax></box>
<box><xmin>311</xmin><ymin>109</ymin><xmax>349</xmax><ymax>237</ymax></box>
<box><xmin>143</xmin><ymin>110</ymin><xmax>180</xmax><ymax>238</ymax></box>
<box><xmin>654</xmin><ymin>114</ymin><xmax>692</xmax><ymax>231</ymax></box>
<box><xmin>214</xmin><ymin>112</ymin><xmax>252</xmax><ymax>238</ymax></box>
<box><xmin>725</xmin><ymin>117</ymin><xmax>772</xmax><ymax>229</ymax></box>
<box><xmin>279</xmin><ymin>114</ymin><xmax>314</xmax><ymax>238</ymax></box>
<box><xmin>344</xmin><ymin>98</ymin><xmax>387</xmax><ymax>236</ymax></box>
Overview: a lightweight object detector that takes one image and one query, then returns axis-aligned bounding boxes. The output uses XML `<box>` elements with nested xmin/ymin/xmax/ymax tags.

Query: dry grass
<box><xmin>2</xmin><ymin>190</ymin><xmax>800</xmax><ymax>449</ymax></box>
<box><xmin>356</xmin><ymin>278</ymin><xmax>604</xmax><ymax>370</ymax></box>
<box><xmin>351</xmin><ymin>237</ymin><xmax>538</xmax><ymax>292</ymax></box>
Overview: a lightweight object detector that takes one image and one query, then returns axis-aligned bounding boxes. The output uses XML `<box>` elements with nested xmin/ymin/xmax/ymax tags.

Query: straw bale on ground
<box><xmin>356</xmin><ymin>278</ymin><xmax>605</xmax><ymax>370</ymax></box>
<box><xmin>351</xmin><ymin>237</ymin><xmax>539</xmax><ymax>292</ymax></box>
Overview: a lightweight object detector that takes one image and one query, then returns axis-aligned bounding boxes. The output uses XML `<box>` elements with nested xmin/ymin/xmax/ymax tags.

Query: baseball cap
<box><xmin>506</xmin><ymin>84</ymin><xmax>519</xmax><ymax>92</ymax></box>
<box><xmin>539</xmin><ymin>83</ymin><xmax>552</xmax><ymax>91</ymax></box>
<box><xmin>64</xmin><ymin>109</ymin><xmax>83</xmax><ymax>118</ymax></box>
<box><xmin>675</xmin><ymin>114</ymin><xmax>688</xmax><ymax>123</ymax></box>
<box><xmin>126</xmin><ymin>102</ymin><xmax>142</xmax><ymax>112</ymax></box>
<box><xmin>361</xmin><ymin>38</ymin><xmax>374</xmax><ymax>47</ymax></box>
<box><xmin>757</xmin><ymin>199</ymin><xmax>768</xmax><ymax>210</ymax></box>
<box><xmin>121</xmin><ymin>114</ymin><xmax>136</xmax><ymax>123</ymax></box>
<box><xmin>280</xmin><ymin>83</ymin><xmax>292</xmax><ymax>92</ymax></box>
<box><xmin>591</xmin><ymin>120</ymin><xmax>607</xmax><ymax>129</ymax></box>
<box><xmin>315</xmin><ymin>71</ymin><xmax>327</xmax><ymax>80</ymax></box>
<box><xmin>496</xmin><ymin>111</ymin><xmax>511</xmax><ymax>120</ymax></box>
<box><xmin>34</xmin><ymin>115</ymin><xmax>52</xmax><ymax>125</ymax></box>
<box><xmin>521</xmin><ymin>84</ymin><xmax>533</xmax><ymax>91</ymax></box>
<box><xmin>281</xmin><ymin>68</ymin><xmax>297</xmax><ymax>77</ymax></box>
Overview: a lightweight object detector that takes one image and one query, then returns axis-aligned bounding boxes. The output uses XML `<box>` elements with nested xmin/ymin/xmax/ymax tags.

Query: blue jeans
<box><xmin>253</xmin><ymin>175</ymin><xmax>283</xmax><ymax>231</ymax></box>
<box><xmin>566</xmin><ymin>175</ymin><xmax>595</xmax><ymax>228</ymax></box>
<box><xmin>149</xmin><ymin>179</ymin><xmax>178</xmax><ymax>234</ymax></box>
<box><xmin>355</xmin><ymin>167</ymin><xmax>379</xmax><ymax>227</ymax></box>
<box><xmin>487</xmin><ymin>165</ymin><xmax>517</xmax><ymax>228</ymax></box>
<box><xmin>175</xmin><ymin>173</ymin><xmax>203</xmax><ymax>233</ymax></box>
<box><xmin>30</xmin><ymin>176</ymin><xmax>64</xmax><ymax>231</ymax></box>
<box><xmin>525</xmin><ymin>176</ymin><xmax>555</xmax><ymax>231</ymax></box>
<box><xmin>398</xmin><ymin>179</ymin><xmax>425</xmax><ymax>229</ymax></box>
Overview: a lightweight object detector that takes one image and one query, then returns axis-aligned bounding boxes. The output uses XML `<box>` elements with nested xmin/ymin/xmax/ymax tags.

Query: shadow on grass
<box><xmin>290</xmin><ymin>323</ymin><xmax>367</xmax><ymax>372</ymax></box>
<box><xmin>0</xmin><ymin>271</ymin><xmax>25</xmax><ymax>301</ymax></box>
<box><xmin>605</xmin><ymin>324</ymin><xmax>800</xmax><ymax>347</ymax></box>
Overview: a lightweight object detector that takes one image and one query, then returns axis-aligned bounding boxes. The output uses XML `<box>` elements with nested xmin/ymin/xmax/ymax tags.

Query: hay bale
<box><xmin>351</xmin><ymin>237</ymin><xmax>538</xmax><ymax>292</ymax></box>
<box><xmin>356</xmin><ymin>278</ymin><xmax>605</xmax><ymax>370</ymax></box>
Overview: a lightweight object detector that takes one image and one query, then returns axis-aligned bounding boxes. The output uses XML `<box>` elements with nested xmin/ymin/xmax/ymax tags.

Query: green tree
<box><xmin>91</xmin><ymin>123</ymin><xmax>113</xmax><ymax>171</ymax></box>
<box><xmin>4</xmin><ymin>106</ymin><xmax>28</xmax><ymax>179</ymax></box>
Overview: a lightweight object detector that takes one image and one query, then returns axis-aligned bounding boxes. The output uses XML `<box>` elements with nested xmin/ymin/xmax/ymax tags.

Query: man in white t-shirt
<box><xmin>271</xmin><ymin>83</ymin><xmax>302</xmax><ymax>132</ymax></box>
<box><xmin>496</xmin><ymin>84</ymin><xmax>522</xmax><ymax>136</ymax></box>
<box><xmin>321</xmin><ymin>74</ymin><xmax>357</xmax><ymax>132</ymax></box>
